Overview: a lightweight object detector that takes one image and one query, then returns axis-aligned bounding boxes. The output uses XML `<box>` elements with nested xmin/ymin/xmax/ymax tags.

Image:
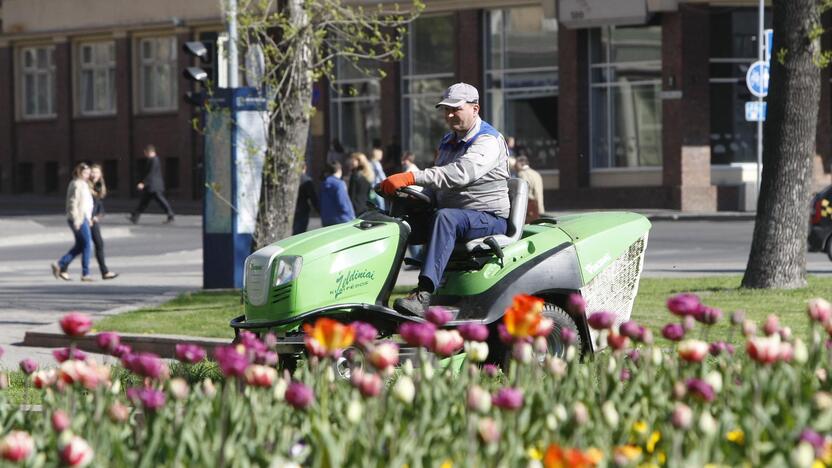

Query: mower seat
<box><xmin>458</xmin><ymin>178</ymin><xmax>529</xmax><ymax>254</ymax></box>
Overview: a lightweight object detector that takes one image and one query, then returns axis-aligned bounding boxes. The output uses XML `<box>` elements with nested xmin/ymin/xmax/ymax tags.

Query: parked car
<box><xmin>808</xmin><ymin>184</ymin><xmax>832</xmax><ymax>260</ymax></box>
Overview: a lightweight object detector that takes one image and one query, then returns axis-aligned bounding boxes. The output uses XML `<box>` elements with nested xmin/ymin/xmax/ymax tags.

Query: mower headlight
<box><xmin>273</xmin><ymin>256</ymin><xmax>303</xmax><ymax>286</ymax></box>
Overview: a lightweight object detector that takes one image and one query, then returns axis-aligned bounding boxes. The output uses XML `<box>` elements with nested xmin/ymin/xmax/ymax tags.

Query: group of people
<box><xmin>51</xmin><ymin>144</ymin><xmax>176</xmax><ymax>282</ymax></box>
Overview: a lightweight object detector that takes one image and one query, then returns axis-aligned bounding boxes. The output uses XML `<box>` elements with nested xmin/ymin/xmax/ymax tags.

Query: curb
<box><xmin>643</xmin><ymin>213</ymin><xmax>757</xmax><ymax>222</ymax></box>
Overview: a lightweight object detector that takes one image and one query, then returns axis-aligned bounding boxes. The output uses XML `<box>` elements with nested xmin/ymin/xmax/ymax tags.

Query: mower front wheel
<box><xmin>492</xmin><ymin>303</ymin><xmax>582</xmax><ymax>368</ymax></box>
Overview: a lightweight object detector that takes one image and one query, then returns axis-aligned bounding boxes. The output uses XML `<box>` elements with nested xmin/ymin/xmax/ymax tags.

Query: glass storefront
<box><xmin>485</xmin><ymin>7</ymin><xmax>559</xmax><ymax>169</ymax></box>
<box><xmin>589</xmin><ymin>25</ymin><xmax>662</xmax><ymax>168</ymax></box>
<box><xmin>709</xmin><ymin>8</ymin><xmax>771</xmax><ymax>165</ymax></box>
<box><xmin>329</xmin><ymin>57</ymin><xmax>381</xmax><ymax>154</ymax></box>
<box><xmin>402</xmin><ymin>14</ymin><xmax>456</xmax><ymax>165</ymax></box>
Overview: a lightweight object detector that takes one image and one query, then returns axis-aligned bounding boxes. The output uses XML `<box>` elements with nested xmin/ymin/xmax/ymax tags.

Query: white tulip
<box><xmin>392</xmin><ymin>376</ymin><xmax>416</xmax><ymax>404</ymax></box>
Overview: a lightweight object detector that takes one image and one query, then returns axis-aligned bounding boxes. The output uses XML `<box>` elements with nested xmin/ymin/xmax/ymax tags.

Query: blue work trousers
<box><xmin>420</xmin><ymin>208</ymin><xmax>507</xmax><ymax>292</ymax></box>
<box><xmin>58</xmin><ymin>219</ymin><xmax>92</xmax><ymax>276</ymax></box>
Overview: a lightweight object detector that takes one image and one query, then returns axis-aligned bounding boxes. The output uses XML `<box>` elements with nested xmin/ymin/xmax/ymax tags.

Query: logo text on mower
<box><xmin>331</xmin><ymin>269</ymin><xmax>376</xmax><ymax>299</ymax></box>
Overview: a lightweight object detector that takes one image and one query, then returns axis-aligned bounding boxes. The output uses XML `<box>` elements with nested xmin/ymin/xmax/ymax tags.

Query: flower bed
<box><xmin>1</xmin><ymin>295</ymin><xmax>832</xmax><ymax>466</ymax></box>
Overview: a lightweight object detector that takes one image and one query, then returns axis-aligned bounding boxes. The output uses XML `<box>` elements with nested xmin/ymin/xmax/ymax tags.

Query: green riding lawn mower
<box><xmin>231</xmin><ymin>178</ymin><xmax>651</xmax><ymax>368</ymax></box>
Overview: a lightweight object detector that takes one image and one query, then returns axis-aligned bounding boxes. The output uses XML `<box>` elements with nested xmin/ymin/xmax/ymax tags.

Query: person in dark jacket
<box><xmin>89</xmin><ymin>164</ymin><xmax>119</xmax><ymax>279</ymax></box>
<box><xmin>319</xmin><ymin>161</ymin><xmax>355</xmax><ymax>226</ymax></box>
<box><xmin>347</xmin><ymin>152</ymin><xmax>374</xmax><ymax>216</ymax></box>
<box><xmin>129</xmin><ymin>144</ymin><xmax>175</xmax><ymax>224</ymax></box>
<box><xmin>292</xmin><ymin>163</ymin><xmax>319</xmax><ymax>235</ymax></box>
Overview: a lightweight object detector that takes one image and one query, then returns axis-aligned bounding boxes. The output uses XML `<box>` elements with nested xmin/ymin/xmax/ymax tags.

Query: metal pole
<box><xmin>228</xmin><ymin>0</ymin><xmax>239</xmax><ymax>88</ymax></box>
<box><xmin>755</xmin><ymin>0</ymin><xmax>764</xmax><ymax>200</ymax></box>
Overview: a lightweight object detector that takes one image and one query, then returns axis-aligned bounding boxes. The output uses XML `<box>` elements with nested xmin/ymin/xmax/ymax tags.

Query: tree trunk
<box><xmin>742</xmin><ymin>0</ymin><xmax>821</xmax><ymax>289</ymax></box>
<box><xmin>253</xmin><ymin>0</ymin><xmax>313</xmax><ymax>248</ymax></box>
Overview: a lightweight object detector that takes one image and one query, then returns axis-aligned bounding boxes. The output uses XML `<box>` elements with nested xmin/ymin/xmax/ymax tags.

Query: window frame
<box><xmin>329</xmin><ymin>57</ymin><xmax>383</xmax><ymax>153</ymax></box>
<box><xmin>136</xmin><ymin>36</ymin><xmax>178</xmax><ymax>114</ymax></box>
<box><xmin>76</xmin><ymin>40</ymin><xmax>117</xmax><ymax>117</ymax></box>
<box><xmin>19</xmin><ymin>45</ymin><xmax>57</xmax><ymax>120</ymax></box>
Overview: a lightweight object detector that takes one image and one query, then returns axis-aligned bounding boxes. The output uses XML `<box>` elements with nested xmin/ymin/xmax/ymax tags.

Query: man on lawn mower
<box><xmin>380</xmin><ymin>82</ymin><xmax>511</xmax><ymax>317</ymax></box>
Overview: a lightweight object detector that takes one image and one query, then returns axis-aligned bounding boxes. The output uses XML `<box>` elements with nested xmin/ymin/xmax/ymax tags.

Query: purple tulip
<box><xmin>458</xmin><ymin>323</ymin><xmax>489</xmax><ymax>342</ymax></box>
<box><xmin>627</xmin><ymin>349</ymin><xmax>641</xmax><ymax>363</ymax></box>
<box><xmin>127</xmin><ymin>387</ymin><xmax>166</xmax><ymax>411</ymax></box>
<box><xmin>213</xmin><ymin>346</ymin><xmax>248</xmax><ymax>378</ymax></box>
<box><xmin>667</xmin><ymin>293</ymin><xmax>702</xmax><ymax>317</ymax></box>
<box><xmin>19</xmin><ymin>358</ymin><xmax>38</xmax><ymax>375</ymax></box>
<box><xmin>695</xmin><ymin>307</ymin><xmax>722</xmax><ymax>325</ymax></box>
<box><xmin>52</xmin><ymin>347</ymin><xmax>87</xmax><ymax>363</ymax></box>
<box><xmin>709</xmin><ymin>341</ymin><xmax>726</xmax><ymax>356</ymax></box>
<box><xmin>798</xmin><ymin>429</ymin><xmax>825</xmax><ymax>455</ymax></box>
<box><xmin>619</xmin><ymin>320</ymin><xmax>644</xmax><ymax>341</ymax></box>
<box><xmin>112</xmin><ymin>344</ymin><xmax>132</xmax><ymax>359</ymax></box>
<box><xmin>661</xmin><ymin>323</ymin><xmax>686</xmax><ymax>342</ymax></box>
<box><xmin>620</xmin><ymin>368</ymin><xmax>631</xmax><ymax>382</ymax></box>
<box><xmin>492</xmin><ymin>387</ymin><xmax>524</xmax><ymax>410</ymax></box>
<box><xmin>425</xmin><ymin>307</ymin><xmax>453</xmax><ymax>326</ymax></box>
<box><xmin>686</xmin><ymin>378</ymin><xmax>715</xmax><ymax>402</ymax></box>
<box><xmin>587</xmin><ymin>311</ymin><xmax>615</xmax><ymax>330</ymax></box>
<box><xmin>263</xmin><ymin>333</ymin><xmax>278</xmax><ymax>349</ymax></box>
<box><xmin>95</xmin><ymin>332</ymin><xmax>121</xmax><ymax>354</ymax></box>
<box><xmin>560</xmin><ymin>327</ymin><xmax>577</xmax><ymax>346</ymax></box>
<box><xmin>399</xmin><ymin>322</ymin><xmax>436</xmax><ymax>348</ymax></box>
<box><xmin>256</xmin><ymin>350</ymin><xmax>278</xmax><ymax>366</ymax></box>
<box><xmin>175</xmin><ymin>344</ymin><xmax>207</xmax><ymax>364</ymax></box>
<box><xmin>567</xmin><ymin>293</ymin><xmax>586</xmax><ymax>314</ymax></box>
<box><xmin>285</xmin><ymin>382</ymin><xmax>314</xmax><ymax>409</ymax></box>
<box><xmin>352</xmin><ymin>322</ymin><xmax>378</xmax><ymax>348</ymax></box>
<box><xmin>122</xmin><ymin>352</ymin><xmax>166</xmax><ymax>379</ymax></box>
<box><xmin>497</xmin><ymin>324</ymin><xmax>514</xmax><ymax>344</ymax></box>
<box><xmin>483</xmin><ymin>364</ymin><xmax>499</xmax><ymax>378</ymax></box>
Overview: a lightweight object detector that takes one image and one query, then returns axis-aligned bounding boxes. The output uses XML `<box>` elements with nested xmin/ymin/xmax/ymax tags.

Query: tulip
<box><xmin>533</xmin><ymin>317</ymin><xmax>555</xmax><ymax>337</ymax></box>
<box><xmin>60</xmin><ymin>313</ymin><xmax>93</xmax><ymax>337</ymax></box>
<box><xmin>709</xmin><ymin>341</ymin><xmax>728</xmax><ymax>356</ymax></box>
<box><xmin>392</xmin><ymin>376</ymin><xmax>415</xmax><ymax>404</ymax></box>
<box><xmin>560</xmin><ymin>327</ymin><xmax>578</xmax><ymax>346</ymax></box>
<box><xmin>175</xmin><ymin>343</ymin><xmax>206</xmax><ymax>364</ymax></box>
<box><xmin>661</xmin><ymin>323</ymin><xmax>685</xmax><ymax>341</ymax></box>
<box><xmin>59</xmin><ymin>360</ymin><xmax>110</xmax><ymax>390</ymax></box>
<box><xmin>358</xmin><ymin>372</ymin><xmax>382</xmax><ymax>398</ymax></box>
<box><xmin>794</xmin><ymin>339</ymin><xmax>809</xmax><ymax>364</ymax></box>
<box><xmin>492</xmin><ymin>387</ymin><xmax>523</xmax><ymax>410</ymax></box>
<box><xmin>399</xmin><ymin>322</ymin><xmax>437</xmax><ymax>348</ymax></box>
<box><xmin>285</xmin><ymin>382</ymin><xmax>314</xmax><ymax>409</ymax></box>
<box><xmin>763</xmin><ymin>314</ymin><xmax>780</xmax><ymax>336</ymax></box>
<box><xmin>566</xmin><ymin>293</ymin><xmax>586</xmax><ymax>314</ymax></box>
<box><xmin>746</xmin><ymin>335</ymin><xmax>783</xmax><ymax>365</ymax></box>
<box><xmin>619</xmin><ymin>320</ymin><xmax>644</xmax><ymax>341</ymax></box>
<box><xmin>503</xmin><ymin>294</ymin><xmax>544</xmax><ymax>339</ymax></box>
<box><xmin>92</xmin><ymin>333</ymin><xmax>119</xmax><ymax>355</ymax></box>
<box><xmin>677</xmin><ymin>339</ymin><xmax>709</xmax><ymax>363</ymax></box>
<box><xmin>369</xmin><ymin>341</ymin><xmax>399</xmax><ymax>371</ymax></box>
<box><xmin>602</xmin><ymin>400</ymin><xmax>619</xmax><ymax>427</ymax></box>
<box><xmin>59</xmin><ymin>434</ymin><xmax>94</xmax><ymax>467</ymax></box>
<box><xmin>573</xmin><ymin>402</ymin><xmax>589</xmax><ymax>425</ymax></box>
<box><xmin>512</xmin><ymin>341</ymin><xmax>533</xmax><ymax>364</ymax></box>
<box><xmin>0</xmin><ymin>431</ymin><xmax>34</xmax><ymax>462</ymax></box>
<box><xmin>613</xmin><ymin>445</ymin><xmax>642</xmax><ymax>466</ymax></box>
<box><xmin>814</xmin><ymin>392</ymin><xmax>832</xmax><ymax>410</ymax></box>
<box><xmin>214</xmin><ymin>345</ymin><xmax>249</xmax><ymax>377</ymax></box>
<box><xmin>458</xmin><ymin>323</ymin><xmax>489</xmax><ymax>342</ymax></box>
<box><xmin>477</xmin><ymin>418</ymin><xmax>500</xmax><ymax>444</ymax></box>
<box><xmin>168</xmin><ymin>378</ymin><xmax>190</xmax><ymax>400</ymax></box>
<box><xmin>425</xmin><ymin>306</ymin><xmax>453</xmax><ymax>326</ymax></box>
<box><xmin>303</xmin><ymin>318</ymin><xmax>355</xmax><ymax>358</ymax></box>
<box><xmin>533</xmin><ymin>336</ymin><xmax>548</xmax><ymax>354</ymax></box>
<box><xmin>497</xmin><ymin>324</ymin><xmax>513</xmax><ymax>344</ymax></box>
<box><xmin>127</xmin><ymin>387</ymin><xmax>166</xmax><ymax>411</ymax></box>
<box><xmin>587</xmin><ymin>311</ymin><xmax>615</xmax><ymax>330</ymax></box>
<box><xmin>792</xmin><ymin>442</ymin><xmax>816</xmax><ymax>468</ymax></box>
<box><xmin>19</xmin><ymin>358</ymin><xmax>37</xmax><ymax>375</ymax></box>
<box><xmin>607</xmin><ymin>333</ymin><xmax>629</xmax><ymax>351</ymax></box>
<box><xmin>244</xmin><ymin>364</ymin><xmax>277</xmax><ymax>388</ymax></box>
<box><xmin>670</xmin><ymin>403</ymin><xmax>693</xmax><ymax>429</ymax></box>
<box><xmin>798</xmin><ymin>429</ymin><xmax>825</xmax><ymax>456</ymax></box>
<box><xmin>695</xmin><ymin>306</ymin><xmax>722</xmax><ymax>325</ymax></box>
<box><xmin>682</xmin><ymin>315</ymin><xmax>696</xmax><ymax>331</ymax></box>
<box><xmin>779</xmin><ymin>326</ymin><xmax>793</xmax><ymax>342</ymax></box>
<box><xmin>808</xmin><ymin>298</ymin><xmax>832</xmax><ymax>323</ymax></box>
<box><xmin>620</xmin><ymin>367</ymin><xmax>631</xmax><ymax>382</ymax></box>
<box><xmin>731</xmin><ymin>310</ymin><xmax>745</xmax><ymax>325</ymax></box>
<box><xmin>483</xmin><ymin>364</ymin><xmax>499</xmax><ymax>378</ymax></box>
<box><xmin>52</xmin><ymin>410</ymin><xmax>71</xmax><ymax>432</ymax></box>
<box><xmin>352</xmin><ymin>322</ymin><xmax>378</xmax><ymax>348</ymax></box>
<box><xmin>108</xmin><ymin>403</ymin><xmax>129</xmax><ymax>423</ymax></box>
<box><xmin>432</xmin><ymin>329</ymin><xmax>463</xmax><ymax>357</ymax></box>
<box><xmin>112</xmin><ymin>344</ymin><xmax>131</xmax><ymax>359</ymax></box>
<box><xmin>626</xmin><ymin>349</ymin><xmax>641</xmax><ymax>363</ymax></box>
<box><xmin>123</xmin><ymin>352</ymin><xmax>167</xmax><ymax>380</ymax></box>
<box><xmin>686</xmin><ymin>378</ymin><xmax>715</xmax><ymax>402</ymax></box>
<box><xmin>53</xmin><ymin>347</ymin><xmax>88</xmax><ymax>363</ymax></box>
<box><xmin>704</xmin><ymin>370</ymin><xmax>723</xmax><ymax>393</ymax></box>
<box><xmin>464</xmin><ymin>341</ymin><xmax>489</xmax><ymax>363</ymax></box>
<box><xmin>666</xmin><ymin>293</ymin><xmax>701</xmax><ymax>316</ymax></box>
<box><xmin>346</xmin><ymin>399</ymin><xmax>363</xmax><ymax>424</ymax></box>
<box><xmin>32</xmin><ymin>369</ymin><xmax>57</xmax><ymax>389</ymax></box>
<box><xmin>742</xmin><ymin>319</ymin><xmax>757</xmax><ymax>337</ymax></box>
<box><xmin>467</xmin><ymin>385</ymin><xmax>492</xmax><ymax>413</ymax></box>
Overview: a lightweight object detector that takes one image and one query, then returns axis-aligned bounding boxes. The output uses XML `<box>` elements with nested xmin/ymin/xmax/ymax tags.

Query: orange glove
<box><xmin>380</xmin><ymin>172</ymin><xmax>415</xmax><ymax>195</ymax></box>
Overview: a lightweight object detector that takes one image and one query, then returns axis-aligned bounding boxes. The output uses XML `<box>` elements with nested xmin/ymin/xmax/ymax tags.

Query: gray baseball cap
<box><xmin>435</xmin><ymin>82</ymin><xmax>479</xmax><ymax>108</ymax></box>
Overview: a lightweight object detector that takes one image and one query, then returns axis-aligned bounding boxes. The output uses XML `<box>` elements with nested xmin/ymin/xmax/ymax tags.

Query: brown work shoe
<box><xmin>393</xmin><ymin>289</ymin><xmax>432</xmax><ymax>318</ymax></box>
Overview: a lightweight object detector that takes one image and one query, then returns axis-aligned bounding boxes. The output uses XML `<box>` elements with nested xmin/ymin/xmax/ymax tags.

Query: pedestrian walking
<box><xmin>347</xmin><ymin>152</ymin><xmax>374</xmax><ymax>216</ymax></box>
<box><xmin>515</xmin><ymin>155</ymin><xmax>545</xmax><ymax>221</ymax></box>
<box><xmin>369</xmin><ymin>148</ymin><xmax>387</xmax><ymax>210</ymax></box>
<box><xmin>89</xmin><ymin>164</ymin><xmax>119</xmax><ymax>280</ymax></box>
<box><xmin>292</xmin><ymin>163</ymin><xmax>319</xmax><ymax>235</ymax></box>
<box><xmin>51</xmin><ymin>163</ymin><xmax>94</xmax><ymax>282</ymax></box>
<box><xmin>401</xmin><ymin>151</ymin><xmax>419</xmax><ymax>173</ymax></box>
<box><xmin>129</xmin><ymin>144</ymin><xmax>175</xmax><ymax>224</ymax></box>
<box><xmin>319</xmin><ymin>161</ymin><xmax>355</xmax><ymax>226</ymax></box>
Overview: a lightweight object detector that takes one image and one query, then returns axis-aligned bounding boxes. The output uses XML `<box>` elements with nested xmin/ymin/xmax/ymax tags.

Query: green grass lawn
<box><xmin>95</xmin><ymin>276</ymin><xmax>832</xmax><ymax>342</ymax></box>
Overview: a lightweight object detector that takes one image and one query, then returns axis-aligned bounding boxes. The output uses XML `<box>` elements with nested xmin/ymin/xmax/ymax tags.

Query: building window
<box><xmin>709</xmin><ymin>8</ymin><xmax>771</xmax><ymax>165</ymax></box>
<box><xmin>485</xmin><ymin>6</ymin><xmax>559</xmax><ymax>169</ymax></box>
<box><xmin>16</xmin><ymin>162</ymin><xmax>33</xmax><ymax>193</ymax></box>
<box><xmin>103</xmin><ymin>159</ymin><xmax>119</xmax><ymax>190</ymax></box>
<box><xmin>78</xmin><ymin>41</ymin><xmax>116</xmax><ymax>115</ymax></box>
<box><xmin>330</xmin><ymin>57</ymin><xmax>381</xmax><ymax>154</ymax></box>
<box><xmin>138</xmin><ymin>37</ymin><xmax>177</xmax><ymax>112</ymax></box>
<box><xmin>20</xmin><ymin>46</ymin><xmax>56</xmax><ymax>118</ymax></box>
<box><xmin>44</xmin><ymin>161</ymin><xmax>59</xmax><ymax>193</ymax></box>
<box><xmin>402</xmin><ymin>14</ymin><xmax>456</xmax><ymax>164</ymax></box>
<box><xmin>589</xmin><ymin>25</ymin><xmax>662</xmax><ymax>169</ymax></box>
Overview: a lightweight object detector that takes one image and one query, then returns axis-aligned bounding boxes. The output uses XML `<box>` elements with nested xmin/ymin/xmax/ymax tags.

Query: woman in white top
<box><xmin>51</xmin><ymin>162</ymin><xmax>94</xmax><ymax>281</ymax></box>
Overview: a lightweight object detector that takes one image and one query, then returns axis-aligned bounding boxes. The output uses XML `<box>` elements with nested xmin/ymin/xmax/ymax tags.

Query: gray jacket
<box><xmin>413</xmin><ymin>118</ymin><xmax>511</xmax><ymax>218</ymax></box>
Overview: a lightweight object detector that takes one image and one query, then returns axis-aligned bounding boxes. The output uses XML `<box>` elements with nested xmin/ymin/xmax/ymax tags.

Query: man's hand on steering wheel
<box><xmin>380</xmin><ymin>172</ymin><xmax>415</xmax><ymax>195</ymax></box>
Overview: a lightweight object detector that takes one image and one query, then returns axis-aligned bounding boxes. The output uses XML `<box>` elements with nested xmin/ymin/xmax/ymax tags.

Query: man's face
<box><xmin>441</xmin><ymin>103</ymin><xmax>479</xmax><ymax>134</ymax></box>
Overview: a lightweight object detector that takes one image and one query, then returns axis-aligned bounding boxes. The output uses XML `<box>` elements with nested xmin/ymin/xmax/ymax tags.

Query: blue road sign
<box><xmin>746</xmin><ymin>60</ymin><xmax>769</xmax><ymax>98</ymax></box>
<box><xmin>745</xmin><ymin>101</ymin><xmax>767</xmax><ymax>122</ymax></box>
<box><xmin>764</xmin><ymin>29</ymin><xmax>773</xmax><ymax>62</ymax></box>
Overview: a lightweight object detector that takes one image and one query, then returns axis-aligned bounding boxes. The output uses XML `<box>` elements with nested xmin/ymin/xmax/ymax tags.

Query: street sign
<box><xmin>746</xmin><ymin>60</ymin><xmax>770</xmax><ymax>97</ymax></box>
<box><xmin>745</xmin><ymin>101</ymin><xmax>767</xmax><ymax>122</ymax></box>
<box><xmin>764</xmin><ymin>29</ymin><xmax>773</xmax><ymax>62</ymax></box>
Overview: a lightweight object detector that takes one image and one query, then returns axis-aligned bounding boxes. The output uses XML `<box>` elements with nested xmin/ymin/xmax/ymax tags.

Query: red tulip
<box><xmin>369</xmin><ymin>341</ymin><xmax>399</xmax><ymax>371</ymax></box>
<box><xmin>677</xmin><ymin>339</ymin><xmax>709</xmax><ymax>363</ymax></box>
<box><xmin>59</xmin><ymin>313</ymin><xmax>93</xmax><ymax>337</ymax></box>
<box><xmin>0</xmin><ymin>431</ymin><xmax>34</xmax><ymax>462</ymax></box>
<box><xmin>59</xmin><ymin>434</ymin><xmax>94</xmax><ymax>467</ymax></box>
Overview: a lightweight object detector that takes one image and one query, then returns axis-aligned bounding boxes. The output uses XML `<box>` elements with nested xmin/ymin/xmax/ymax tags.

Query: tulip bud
<box><xmin>730</xmin><ymin>310</ymin><xmax>746</xmax><ymax>325</ymax></box>
<box><xmin>791</xmin><ymin>442</ymin><xmax>815</xmax><ymax>468</ymax></box>
<box><xmin>467</xmin><ymin>385</ymin><xmax>492</xmax><ymax>414</ymax></box>
<box><xmin>477</xmin><ymin>418</ymin><xmax>500</xmax><ymax>444</ymax></box>
<box><xmin>346</xmin><ymin>399</ymin><xmax>363</xmax><ymax>424</ymax></box>
<box><xmin>464</xmin><ymin>341</ymin><xmax>489</xmax><ymax>363</ymax></box>
<box><xmin>392</xmin><ymin>376</ymin><xmax>415</xmax><ymax>404</ymax></box>
<box><xmin>816</xmin><ymin>368</ymin><xmax>828</xmax><ymax>383</ymax></box>
<box><xmin>533</xmin><ymin>336</ymin><xmax>548</xmax><ymax>355</ymax></box>
<box><xmin>358</xmin><ymin>373</ymin><xmax>382</xmax><ymax>398</ymax></box>
<box><xmin>554</xmin><ymin>404</ymin><xmax>568</xmax><ymax>422</ymax></box>
<box><xmin>793</xmin><ymin>339</ymin><xmax>808</xmax><ymax>364</ymax></box>
<box><xmin>742</xmin><ymin>320</ymin><xmax>757</xmax><ymax>337</ymax></box>
<box><xmin>402</xmin><ymin>359</ymin><xmax>414</xmax><ymax>376</ymax></box>
<box><xmin>641</xmin><ymin>329</ymin><xmax>654</xmax><ymax>345</ymax></box>
<box><xmin>565</xmin><ymin>346</ymin><xmax>577</xmax><ymax>363</ymax></box>
<box><xmin>698</xmin><ymin>412</ymin><xmax>718</xmax><ymax>435</ymax></box>
<box><xmin>512</xmin><ymin>341</ymin><xmax>533</xmax><ymax>364</ymax></box>
<box><xmin>670</xmin><ymin>403</ymin><xmax>692</xmax><ymax>429</ymax></box>
<box><xmin>672</xmin><ymin>381</ymin><xmax>687</xmax><ymax>400</ymax></box>
<box><xmin>546</xmin><ymin>414</ymin><xmax>558</xmax><ymax>431</ymax></box>
<box><xmin>201</xmin><ymin>378</ymin><xmax>217</xmax><ymax>398</ymax></box>
<box><xmin>779</xmin><ymin>326</ymin><xmax>793</xmax><ymax>342</ymax></box>
<box><xmin>169</xmin><ymin>378</ymin><xmax>190</xmax><ymax>400</ymax></box>
<box><xmin>59</xmin><ymin>433</ymin><xmax>94</xmax><ymax>467</ymax></box>
<box><xmin>651</xmin><ymin>347</ymin><xmax>663</xmax><ymax>366</ymax></box>
<box><xmin>573</xmin><ymin>402</ymin><xmax>589</xmax><ymax>426</ymax></box>
<box><xmin>546</xmin><ymin>356</ymin><xmax>567</xmax><ymax>378</ymax></box>
<box><xmin>808</xmin><ymin>298</ymin><xmax>832</xmax><ymax>323</ymax></box>
<box><xmin>814</xmin><ymin>391</ymin><xmax>832</xmax><ymax>410</ymax></box>
<box><xmin>52</xmin><ymin>410</ymin><xmax>71</xmax><ymax>432</ymax></box>
<box><xmin>682</xmin><ymin>316</ymin><xmax>695</xmax><ymax>332</ymax></box>
<box><xmin>0</xmin><ymin>431</ymin><xmax>34</xmax><ymax>462</ymax></box>
<box><xmin>763</xmin><ymin>314</ymin><xmax>780</xmax><ymax>336</ymax></box>
<box><xmin>607</xmin><ymin>356</ymin><xmax>617</xmax><ymax>375</ymax></box>
<box><xmin>273</xmin><ymin>377</ymin><xmax>288</xmax><ymax>401</ymax></box>
<box><xmin>704</xmin><ymin>371</ymin><xmax>723</xmax><ymax>394</ymax></box>
<box><xmin>422</xmin><ymin>360</ymin><xmax>434</xmax><ymax>380</ymax></box>
<box><xmin>602</xmin><ymin>400</ymin><xmax>619</xmax><ymax>427</ymax></box>
<box><xmin>108</xmin><ymin>403</ymin><xmax>129</xmax><ymax>423</ymax></box>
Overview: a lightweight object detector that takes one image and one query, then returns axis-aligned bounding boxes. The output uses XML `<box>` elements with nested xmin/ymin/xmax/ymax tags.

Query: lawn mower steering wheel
<box><xmin>398</xmin><ymin>186</ymin><xmax>432</xmax><ymax>204</ymax></box>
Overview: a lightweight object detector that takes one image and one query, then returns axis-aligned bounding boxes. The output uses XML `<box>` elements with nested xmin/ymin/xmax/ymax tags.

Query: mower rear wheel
<box><xmin>541</xmin><ymin>303</ymin><xmax>582</xmax><ymax>359</ymax></box>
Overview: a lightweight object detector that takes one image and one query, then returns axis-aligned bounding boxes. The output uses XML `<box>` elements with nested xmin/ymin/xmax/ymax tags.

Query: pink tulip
<box><xmin>432</xmin><ymin>329</ymin><xmax>463</xmax><ymax>357</ymax></box>
<box><xmin>492</xmin><ymin>387</ymin><xmax>524</xmax><ymax>411</ymax></box>
<box><xmin>682</xmin><ymin>315</ymin><xmax>696</xmax><ymax>331</ymax></box>
<box><xmin>477</xmin><ymin>418</ymin><xmax>500</xmax><ymax>444</ymax></box>
<box><xmin>808</xmin><ymin>298</ymin><xmax>832</xmax><ymax>324</ymax></box>
<box><xmin>108</xmin><ymin>403</ymin><xmax>129</xmax><ymax>423</ymax></box>
<box><xmin>671</xmin><ymin>403</ymin><xmax>693</xmax><ymax>429</ymax></box>
<box><xmin>358</xmin><ymin>372</ymin><xmax>383</xmax><ymax>398</ymax></box>
<box><xmin>742</xmin><ymin>319</ymin><xmax>757</xmax><ymax>337</ymax></box>
<box><xmin>122</xmin><ymin>352</ymin><xmax>167</xmax><ymax>380</ymax></box>
<box><xmin>483</xmin><ymin>364</ymin><xmax>499</xmax><ymax>378</ymax></box>
<box><xmin>458</xmin><ymin>323</ymin><xmax>489</xmax><ymax>342</ymax></box>
<box><xmin>763</xmin><ymin>314</ymin><xmax>780</xmax><ymax>336</ymax></box>
<box><xmin>352</xmin><ymin>322</ymin><xmax>378</xmax><ymax>348</ymax></box>
<box><xmin>60</xmin><ymin>313</ymin><xmax>93</xmax><ymax>337</ymax></box>
<box><xmin>677</xmin><ymin>339</ymin><xmax>709</xmax><ymax>363</ymax></box>
<box><xmin>53</xmin><ymin>347</ymin><xmax>87</xmax><ymax>363</ymax></box>
<box><xmin>747</xmin><ymin>336</ymin><xmax>783</xmax><ymax>365</ymax></box>
<box><xmin>175</xmin><ymin>343</ymin><xmax>206</xmax><ymax>364</ymax></box>
<box><xmin>95</xmin><ymin>332</ymin><xmax>120</xmax><ymax>354</ymax></box>
<box><xmin>686</xmin><ymin>378</ymin><xmax>715</xmax><ymax>402</ymax></box>
<box><xmin>619</xmin><ymin>320</ymin><xmax>644</xmax><ymax>341</ymax></box>
<box><xmin>587</xmin><ymin>311</ymin><xmax>615</xmax><ymax>330</ymax></box>
<box><xmin>0</xmin><ymin>431</ymin><xmax>34</xmax><ymax>462</ymax></box>
<box><xmin>213</xmin><ymin>345</ymin><xmax>249</xmax><ymax>377</ymax></box>
<box><xmin>425</xmin><ymin>306</ymin><xmax>452</xmax><ymax>326</ymax></box>
<box><xmin>19</xmin><ymin>358</ymin><xmax>37</xmax><ymax>375</ymax></box>
<box><xmin>799</xmin><ymin>429</ymin><xmax>825</xmax><ymax>456</ymax></box>
<box><xmin>32</xmin><ymin>369</ymin><xmax>57</xmax><ymax>389</ymax></box>
<box><xmin>666</xmin><ymin>293</ymin><xmax>701</xmax><ymax>317</ymax></box>
<box><xmin>112</xmin><ymin>344</ymin><xmax>132</xmax><ymax>359</ymax></box>
<box><xmin>512</xmin><ymin>341</ymin><xmax>533</xmax><ymax>364</ymax></box>
<box><xmin>399</xmin><ymin>322</ymin><xmax>437</xmax><ymax>348</ymax></box>
<box><xmin>127</xmin><ymin>387</ymin><xmax>166</xmax><ymax>411</ymax></box>
<box><xmin>620</xmin><ymin>367</ymin><xmax>631</xmax><ymax>382</ymax></box>
<box><xmin>467</xmin><ymin>385</ymin><xmax>491</xmax><ymax>413</ymax></box>
<box><xmin>709</xmin><ymin>341</ymin><xmax>730</xmax><ymax>356</ymax></box>
<box><xmin>59</xmin><ymin>434</ymin><xmax>94</xmax><ymax>467</ymax></box>
<box><xmin>169</xmin><ymin>378</ymin><xmax>190</xmax><ymax>400</ymax></box>
<box><xmin>567</xmin><ymin>293</ymin><xmax>586</xmax><ymax>314</ymax></box>
<box><xmin>285</xmin><ymin>382</ymin><xmax>314</xmax><ymax>409</ymax></box>
<box><xmin>244</xmin><ymin>364</ymin><xmax>277</xmax><ymax>388</ymax></box>
<box><xmin>560</xmin><ymin>327</ymin><xmax>578</xmax><ymax>346</ymax></box>
<box><xmin>661</xmin><ymin>323</ymin><xmax>685</xmax><ymax>341</ymax></box>
<box><xmin>58</xmin><ymin>360</ymin><xmax>110</xmax><ymax>390</ymax></box>
<box><xmin>533</xmin><ymin>317</ymin><xmax>555</xmax><ymax>338</ymax></box>
<box><xmin>52</xmin><ymin>410</ymin><xmax>71</xmax><ymax>432</ymax></box>
<box><xmin>369</xmin><ymin>341</ymin><xmax>399</xmax><ymax>371</ymax></box>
